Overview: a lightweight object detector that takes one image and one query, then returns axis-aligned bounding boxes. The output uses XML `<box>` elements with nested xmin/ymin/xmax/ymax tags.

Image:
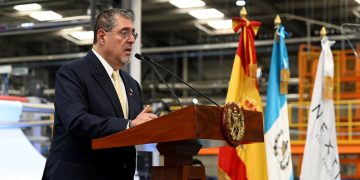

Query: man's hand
<box><xmin>131</xmin><ymin>105</ymin><xmax>158</xmax><ymax>127</ymax></box>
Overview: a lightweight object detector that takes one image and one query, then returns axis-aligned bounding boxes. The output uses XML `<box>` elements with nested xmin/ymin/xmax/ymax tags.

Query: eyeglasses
<box><xmin>104</xmin><ymin>28</ymin><xmax>138</xmax><ymax>40</ymax></box>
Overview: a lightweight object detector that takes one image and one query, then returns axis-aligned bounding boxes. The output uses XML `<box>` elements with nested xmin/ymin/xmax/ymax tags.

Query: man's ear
<box><xmin>97</xmin><ymin>29</ymin><xmax>106</xmax><ymax>45</ymax></box>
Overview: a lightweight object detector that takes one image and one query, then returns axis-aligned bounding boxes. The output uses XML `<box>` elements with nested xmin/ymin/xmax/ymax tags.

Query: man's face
<box><xmin>103</xmin><ymin>15</ymin><xmax>136</xmax><ymax>66</ymax></box>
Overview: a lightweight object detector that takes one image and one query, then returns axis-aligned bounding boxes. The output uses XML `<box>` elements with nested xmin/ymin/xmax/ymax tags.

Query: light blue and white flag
<box><xmin>300</xmin><ymin>36</ymin><xmax>340</xmax><ymax>180</ymax></box>
<box><xmin>264</xmin><ymin>25</ymin><xmax>294</xmax><ymax>180</ymax></box>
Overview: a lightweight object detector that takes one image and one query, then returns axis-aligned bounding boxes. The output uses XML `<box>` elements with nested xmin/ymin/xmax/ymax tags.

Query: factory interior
<box><xmin>1</xmin><ymin>0</ymin><xmax>360</xmax><ymax>179</ymax></box>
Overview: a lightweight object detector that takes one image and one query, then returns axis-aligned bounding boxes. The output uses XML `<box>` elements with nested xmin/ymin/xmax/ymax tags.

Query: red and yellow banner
<box><xmin>218</xmin><ymin>14</ymin><xmax>268</xmax><ymax>180</ymax></box>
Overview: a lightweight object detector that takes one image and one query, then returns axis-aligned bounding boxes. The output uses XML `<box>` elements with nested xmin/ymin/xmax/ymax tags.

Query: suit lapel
<box><xmin>87</xmin><ymin>51</ymin><xmax>123</xmax><ymax>118</ymax></box>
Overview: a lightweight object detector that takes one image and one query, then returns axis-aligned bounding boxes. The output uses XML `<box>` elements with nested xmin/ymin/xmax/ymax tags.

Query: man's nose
<box><xmin>127</xmin><ymin>34</ymin><xmax>136</xmax><ymax>43</ymax></box>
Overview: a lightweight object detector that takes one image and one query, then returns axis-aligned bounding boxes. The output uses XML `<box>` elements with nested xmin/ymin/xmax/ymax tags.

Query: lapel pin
<box><xmin>129</xmin><ymin>88</ymin><xmax>133</xmax><ymax>96</ymax></box>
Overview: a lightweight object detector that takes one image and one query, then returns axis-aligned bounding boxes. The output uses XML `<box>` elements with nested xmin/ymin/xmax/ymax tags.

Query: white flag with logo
<box><xmin>300</xmin><ymin>37</ymin><xmax>340</xmax><ymax>180</ymax></box>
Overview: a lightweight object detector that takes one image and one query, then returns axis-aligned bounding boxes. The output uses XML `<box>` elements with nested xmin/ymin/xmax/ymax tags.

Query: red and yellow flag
<box><xmin>218</xmin><ymin>10</ymin><xmax>268</xmax><ymax>180</ymax></box>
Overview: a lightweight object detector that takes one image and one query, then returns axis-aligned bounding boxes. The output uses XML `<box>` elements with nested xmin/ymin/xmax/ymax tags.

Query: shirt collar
<box><xmin>92</xmin><ymin>49</ymin><xmax>115</xmax><ymax>78</ymax></box>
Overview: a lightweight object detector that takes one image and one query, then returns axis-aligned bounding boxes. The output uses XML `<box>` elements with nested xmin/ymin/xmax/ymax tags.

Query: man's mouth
<box><xmin>124</xmin><ymin>47</ymin><xmax>132</xmax><ymax>53</ymax></box>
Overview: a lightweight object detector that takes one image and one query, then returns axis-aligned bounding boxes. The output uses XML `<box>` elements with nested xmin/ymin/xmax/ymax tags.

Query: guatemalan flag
<box><xmin>264</xmin><ymin>24</ymin><xmax>294</xmax><ymax>180</ymax></box>
<box><xmin>300</xmin><ymin>35</ymin><xmax>340</xmax><ymax>180</ymax></box>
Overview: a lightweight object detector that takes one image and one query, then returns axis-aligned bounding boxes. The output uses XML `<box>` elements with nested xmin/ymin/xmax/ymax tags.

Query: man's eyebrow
<box><xmin>119</xmin><ymin>27</ymin><xmax>135</xmax><ymax>30</ymax></box>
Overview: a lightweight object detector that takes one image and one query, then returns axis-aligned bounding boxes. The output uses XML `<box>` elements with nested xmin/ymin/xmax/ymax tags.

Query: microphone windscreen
<box><xmin>134</xmin><ymin>53</ymin><xmax>143</xmax><ymax>60</ymax></box>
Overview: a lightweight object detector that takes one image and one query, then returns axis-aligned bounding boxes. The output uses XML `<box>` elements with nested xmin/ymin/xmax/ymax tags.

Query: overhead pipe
<box><xmin>0</xmin><ymin>16</ymin><xmax>90</xmax><ymax>36</ymax></box>
<box><xmin>0</xmin><ymin>33</ymin><xmax>359</xmax><ymax>64</ymax></box>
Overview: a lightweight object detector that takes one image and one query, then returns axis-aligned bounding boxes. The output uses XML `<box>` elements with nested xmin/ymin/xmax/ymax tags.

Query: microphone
<box><xmin>135</xmin><ymin>53</ymin><xmax>183</xmax><ymax>108</ymax></box>
<box><xmin>135</xmin><ymin>53</ymin><xmax>220</xmax><ymax>107</ymax></box>
<box><xmin>340</xmin><ymin>23</ymin><xmax>359</xmax><ymax>60</ymax></box>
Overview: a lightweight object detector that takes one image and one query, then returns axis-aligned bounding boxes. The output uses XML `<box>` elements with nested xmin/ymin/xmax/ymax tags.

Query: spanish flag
<box><xmin>218</xmin><ymin>8</ymin><xmax>268</xmax><ymax>180</ymax></box>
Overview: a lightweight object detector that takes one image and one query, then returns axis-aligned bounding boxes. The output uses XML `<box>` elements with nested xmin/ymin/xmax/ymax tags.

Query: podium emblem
<box><xmin>221</xmin><ymin>102</ymin><xmax>245</xmax><ymax>147</ymax></box>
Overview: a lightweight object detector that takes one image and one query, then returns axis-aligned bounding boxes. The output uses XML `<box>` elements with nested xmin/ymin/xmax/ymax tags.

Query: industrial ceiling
<box><xmin>0</xmin><ymin>0</ymin><xmax>359</xmax><ymax>104</ymax></box>
<box><xmin>0</xmin><ymin>0</ymin><xmax>359</xmax><ymax>59</ymax></box>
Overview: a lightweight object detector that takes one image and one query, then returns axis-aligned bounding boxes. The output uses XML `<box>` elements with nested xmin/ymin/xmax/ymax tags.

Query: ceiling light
<box><xmin>207</xmin><ymin>19</ymin><xmax>232</xmax><ymax>30</ymax></box>
<box><xmin>189</xmin><ymin>8</ymin><xmax>224</xmax><ymax>19</ymax></box>
<box><xmin>236</xmin><ymin>0</ymin><xmax>246</xmax><ymax>6</ymax></box>
<box><xmin>20</xmin><ymin>22</ymin><xmax>34</xmax><ymax>28</ymax></box>
<box><xmin>59</xmin><ymin>27</ymin><xmax>84</xmax><ymax>34</ymax></box>
<box><xmin>195</xmin><ymin>23</ymin><xmax>234</xmax><ymax>35</ymax></box>
<box><xmin>13</xmin><ymin>3</ymin><xmax>41</xmax><ymax>11</ymax></box>
<box><xmin>353</xmin><ymin>6</ymin><xmax>360</xmax><ymax>18</ymax></box>
<box><xmin>29</xmin><ymin>11</ymin><xmax>62</xmax><ymax>21</ymax></box>
<box><xmin>169</xmin><ymin>0</ymin><xmax>205</xmax><ymax>8</ymax></box>
<box><xmin>70</xmin><ymin>31</ymin><xmax>93</xmax><ymax>41</ymax></box>
<box><xmin>62</xmin><ymin>30</ymin><xmax>94</xmax><ymax>45</ymax></box>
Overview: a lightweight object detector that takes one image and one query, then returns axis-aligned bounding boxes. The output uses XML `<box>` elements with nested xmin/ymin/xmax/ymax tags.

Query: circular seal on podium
<box><xmin>221</xmin><ymin>102</ymin><xmax>245</xmax><ymax>147</ymax></box>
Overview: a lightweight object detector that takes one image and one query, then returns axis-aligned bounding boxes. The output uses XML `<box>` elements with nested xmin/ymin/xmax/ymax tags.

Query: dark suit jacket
<box><xmin>42</xmin><ymin>51</ymin><xmax>143</xmax><ymax>180</ymax></box>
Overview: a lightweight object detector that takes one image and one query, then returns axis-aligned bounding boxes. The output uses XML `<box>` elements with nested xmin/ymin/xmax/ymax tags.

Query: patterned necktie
<box><xmin>112</xmin><ymin>70</ymin><xmax>128</xmax><ymax>119</ymax></box>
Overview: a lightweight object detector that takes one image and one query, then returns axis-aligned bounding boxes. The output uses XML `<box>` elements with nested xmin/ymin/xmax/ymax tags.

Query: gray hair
<box><xmin>93</xmin><ymin>8</ymin><xmax>134</xmax><ymax>44</ymax></box>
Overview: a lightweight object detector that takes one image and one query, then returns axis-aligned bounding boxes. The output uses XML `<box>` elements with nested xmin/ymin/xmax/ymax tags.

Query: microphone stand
<box><xmin>341</xmin><ymin>23</ymin><xmax>360</xmax><ymax>60</ymax></box>
<box><xmin>146</xmin><ymin>61</ymin><xmax>183</xmax><ymax>108</ymax></box>
<box><xmin>142</xmin><ymin>55</ymin><xmax>220</xmax><ymax>107</ymax></box>
<box><xmin>135</xmin><ymin>53</ymin><xmax>183</xmax><ymax>107</ymax></box>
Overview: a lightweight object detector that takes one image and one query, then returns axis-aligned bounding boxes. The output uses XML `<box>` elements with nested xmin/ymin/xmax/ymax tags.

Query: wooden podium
<box><xmin>92</xmin><ymin>104</ymin><xmax>263</xmax><ymax>180</ymax></box>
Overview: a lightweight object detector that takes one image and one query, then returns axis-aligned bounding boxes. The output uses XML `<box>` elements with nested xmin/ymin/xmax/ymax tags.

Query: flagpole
<box><xmin>300</xmin><ymin>26</ymin><xmax>341</xmax><ymax>180</ymax></box>
<box><xmin>320</xmin><ymin>26</ymin><xmax>327</xmax><ymax>38</ymax></box>
<box><xmin>218</xmin><ymin>7</ymin><xmax>268</xmax><ymax>180</ymax></box>
<box><xmin>274</xmin><ymin>15</ymin><xmax>281</xmax><ymax>42</ymax></box>
<box><xmin>240</xmin><ymin>7</ymin><xmax>247</xmax><ymax>19</ymax></box>
<box><xmin>264</xmin><ymin>15</ymin><xmax>294</xmax><ymax>180</ymax></box>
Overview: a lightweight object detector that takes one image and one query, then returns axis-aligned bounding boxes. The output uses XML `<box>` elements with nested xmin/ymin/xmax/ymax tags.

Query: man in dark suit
<box><xmin>42</xmin><ymin>8</ymin><xmax>157</xmax><ymax>180</ymax></box>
